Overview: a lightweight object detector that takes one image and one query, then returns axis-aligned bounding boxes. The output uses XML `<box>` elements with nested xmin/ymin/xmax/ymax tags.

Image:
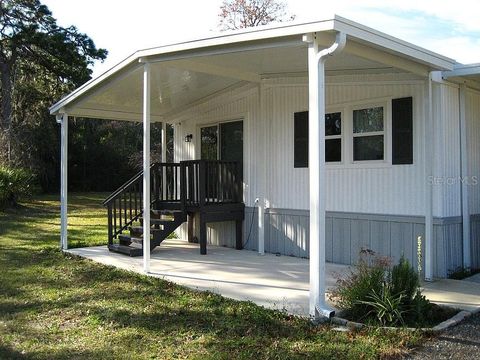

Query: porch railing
<box><xmin>103</xmin><ymin>160</ymin><xmax>242</xmax><ymax>244</ymax></box>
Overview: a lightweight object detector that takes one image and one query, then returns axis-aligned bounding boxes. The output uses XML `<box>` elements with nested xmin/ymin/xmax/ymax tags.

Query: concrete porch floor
<box><xmin>67</xmin><ymin>238</ymin><xmax>480</xmax><ymax>316</ymax></box>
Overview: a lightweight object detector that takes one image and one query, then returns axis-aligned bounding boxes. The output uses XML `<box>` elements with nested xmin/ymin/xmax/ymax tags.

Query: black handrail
<box><xmin>103</xmin><ymin>163</ymin><xmax>158</xmax><ymax>206</ymax></box>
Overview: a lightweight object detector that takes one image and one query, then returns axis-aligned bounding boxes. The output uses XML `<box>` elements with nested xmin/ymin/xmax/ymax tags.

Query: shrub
<box><xmin>331</xmin><ymin>251</ymin><xmax>390</xmax><ymax>320</ymax></box>
<box><xmin>391</xmin><ymin>256</ymin><xmax>419</xmax><ymax>306</ymax></box>
<box><xmin>331</xmin><ymin>251</ymin><xmax>435</xmax><ymax>327</ymax></box>
<box><xmin>0</xmin><ymin>166</ymin><xmax>36</xmax><ymax>209</ymax></box>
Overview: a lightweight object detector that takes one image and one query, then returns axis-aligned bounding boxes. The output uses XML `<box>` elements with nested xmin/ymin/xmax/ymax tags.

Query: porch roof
<box><xmin>442</xmin><ymin>63</ymin><xmax>480</xmax><ymax>89</ymax></box>
<box><xmin>50</xmin><ymin>15</ymin><xmax>457</xmax><ymax>122</ymax></box>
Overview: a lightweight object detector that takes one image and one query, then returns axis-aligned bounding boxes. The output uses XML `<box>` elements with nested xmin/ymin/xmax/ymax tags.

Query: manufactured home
<box><xmin>50</xmin><ymin>15</ymin><xmax>480</xmax><ymax>318</ymax></box>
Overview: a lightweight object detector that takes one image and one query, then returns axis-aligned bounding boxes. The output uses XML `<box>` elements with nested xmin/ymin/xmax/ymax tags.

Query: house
<box><xmin>49</xmin><ymin>15</ymin><xmax>480</xmax><ymax>319</ymax></box>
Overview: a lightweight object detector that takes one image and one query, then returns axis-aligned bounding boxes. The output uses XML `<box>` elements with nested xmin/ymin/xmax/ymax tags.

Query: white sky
<box><xmin>42</xmin><ymin>0</ymin><xmax>480</xmax><ymax>78</ymax></box>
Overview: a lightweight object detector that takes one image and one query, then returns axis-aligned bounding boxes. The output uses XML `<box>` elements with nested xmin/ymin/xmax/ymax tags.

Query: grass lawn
<box><xmin>0</xmin><ymin>193</ymin><xmax>423</xmax><ymax>359</ymax></box>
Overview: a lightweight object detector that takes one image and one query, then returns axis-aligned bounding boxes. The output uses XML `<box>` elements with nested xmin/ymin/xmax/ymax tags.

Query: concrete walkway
<box><xmin>67</xmin><ymin>239</ymin><xmax>480</xmax><ymax>316</ymax></box>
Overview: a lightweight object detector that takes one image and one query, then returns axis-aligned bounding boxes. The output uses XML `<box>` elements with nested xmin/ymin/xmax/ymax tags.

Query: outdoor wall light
<box><xmin>184</xmin><ymin>134</ymin><xmax>193</xmax><ymax>142</ymax></box>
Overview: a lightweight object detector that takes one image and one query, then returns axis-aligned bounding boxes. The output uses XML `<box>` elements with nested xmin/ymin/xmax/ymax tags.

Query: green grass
<box><xmin>0</xmin><ymin>193</ymin><xmax>423</xmax><ymax>359</ymax></box>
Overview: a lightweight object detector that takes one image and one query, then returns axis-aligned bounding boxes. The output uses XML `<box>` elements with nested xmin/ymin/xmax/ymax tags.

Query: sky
<box><xmin>42</xmin><ymin>0</ymin><xmax>480</xmax><ymax>78</ymax></box>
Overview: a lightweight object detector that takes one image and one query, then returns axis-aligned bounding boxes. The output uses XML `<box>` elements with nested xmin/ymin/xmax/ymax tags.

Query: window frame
<box><xmin>325</xmin><ymin>109</ymin><xmax>344</xmax><ymax>165</ymax></box>
<box><xmin>350</xmin><ymin>101</ymin><xmax>390</xmax><ymax>165</ymax></box>
<box><xmin>292</xmin><ymin>108</ymin><xmax>344</xmax><ymax>168</ymax></box>
<box><xmin>197</xmin><ymin>118</ymin><xmax>245</xmax><ymax>161</ymax></box>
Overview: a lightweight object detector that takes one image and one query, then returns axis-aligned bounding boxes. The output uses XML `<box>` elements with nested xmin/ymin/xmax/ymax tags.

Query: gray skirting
<box><xmin>208</xmin><ymin>207</ymin><xmax>471</xmax><ymax>278</ymax></box>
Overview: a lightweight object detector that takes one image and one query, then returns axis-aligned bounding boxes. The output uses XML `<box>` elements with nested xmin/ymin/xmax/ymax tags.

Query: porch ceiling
<box><xmin>50</xmin><ymin>15</ymin><xmax>456</xmax><ymax>122</ymax></box>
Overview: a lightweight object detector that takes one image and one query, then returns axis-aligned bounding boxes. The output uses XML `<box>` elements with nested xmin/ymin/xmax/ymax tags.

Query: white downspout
<box><xmin>142</xmin><ymin>61</ymin><xmax>151</xmax><ymax>273</ymax></box>
<box><xmin>459</xmin><ymin>83</ymin><xmax>471</xmax><ymax>269</ymax></box>
<box><xmin>424</xmin><ymin>73</ymin><xmax>434</xmax><ymax>281</ymax></box>
<box><xmin>304</xmin><ymin>31</ymin><xmax>346</xmax><ymax>320</ymax></box>
<box><xmin>57</xmin><ymin>112</ymin><xmax>68</xmax><ymax>250</ymax></box>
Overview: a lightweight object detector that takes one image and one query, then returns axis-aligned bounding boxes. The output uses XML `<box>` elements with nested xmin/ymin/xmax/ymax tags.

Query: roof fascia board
<box><xmin>137</xmin><ymin>19</ymin><xmax>335</xmax><ymax>60</ymax></box>
<box><xmin>443</xmin><ymin>64</ymin><xmax>480</xmax><ymax>79</ymax></box>
<box><xmin>139</xmin><ymin>38</ymin><xmax>306</xmax><ymax>64</ymax></box>
<box><xmin>333</xmin><ymin>16</ymin><xmax>455</xmax><ymax>70</ymax></box>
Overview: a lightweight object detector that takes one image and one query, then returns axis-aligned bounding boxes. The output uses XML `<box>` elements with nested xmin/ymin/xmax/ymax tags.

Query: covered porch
<box><xmin>67</xmin><ymin>238</ymin><xmax>480</xmax><ymax>316</ymax></box>
<box><xmin>50</xmin><ymin>15</ymin><xmax>457</xmax><ymax>319</ymax></box>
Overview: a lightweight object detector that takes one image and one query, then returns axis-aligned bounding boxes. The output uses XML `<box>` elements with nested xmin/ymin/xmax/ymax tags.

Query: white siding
<box><xmin>266</xmin><ymin>78</ymin><xmax>427</xmax><ymax>216</ymax></box>
<box><xmin>467</xmin><ymin>89</ymin><xmax>480</xmax><ymax>214</ymax></box>
<box><xmin>432</xmin><ymin>83</ymin><xmax>461</xmax><ymax>218</ymax></box>
<box><xmin>168</xmin><ymin>74</ymin><xmax>451</xmax><ymax>218</ymax></box>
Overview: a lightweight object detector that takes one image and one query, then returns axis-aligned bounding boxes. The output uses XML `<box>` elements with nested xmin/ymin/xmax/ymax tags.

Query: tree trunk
<box><xmin>0</xmin><ymin>59</ymin><xmax>13</xmax><ymax>163</ymax></box>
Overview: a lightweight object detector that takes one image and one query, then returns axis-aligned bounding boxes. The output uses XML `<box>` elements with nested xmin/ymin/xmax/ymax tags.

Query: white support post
<box><xmin>424</xmin><ymin>73</ymin><xmax>434</xmax><ymax>281</ymax></box>
<box><xmin>305</xmin><ymin>32</ymin><xmax>346</xmax><ymax>320</ymax></box>
<box><xmin>161</xmin><ymin>121</ymin><xmax>167</xmax><ymax>163</ymax></box>
<box><xmin>161</xmin><ymin>121</ymin><xmax>167</xmax><ymax>201</ymax></box>
<box><xmin>258</xmin><ymin>83</ymin><xmax>266</xmax><ymax>255</ymax></box>
<box><xmin>143</xmin><ymin>62</ymin><xmax>151</xmax><ymax>273</ymax></box>
<box><xmin>59</xmin><ymin>113</ymin><xmax>68</xmax><ymax>250</ymax></box>
<box><xmin>459</xmin><ymin>83</ymin><xmax>471</xmax><ymax>269</ymax></box>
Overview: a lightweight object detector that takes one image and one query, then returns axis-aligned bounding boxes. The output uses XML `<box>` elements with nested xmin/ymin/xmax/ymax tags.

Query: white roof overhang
<box><xmin>50</xmin><ymin>15</ymin><xmax>456</xmax><ymax>122</ymax></box>
<box><xmin>442</xmin><ymin>63</ymin><xmax>480</xmax><ymax>90</ymax></box>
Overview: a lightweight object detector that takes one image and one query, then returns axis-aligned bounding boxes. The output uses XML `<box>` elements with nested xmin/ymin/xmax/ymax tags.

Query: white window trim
<box><xmin>348</xmin><ymin>101</ymin><xmax>391</xmax><ymax>166</ymax></box>
<box><xmin>292</xmin><ymin>108</ymin><xmax>345</xmax><ymax>167</ymax></box>
<box><xmin>325</xmin><ymin>109</ymin><xmax>344</xmax><ymax>166</ymax></box>
<box><xmin>294</xmin><ymin>98</ymin><xmax>396</xmax><ymax>170</ymax></box>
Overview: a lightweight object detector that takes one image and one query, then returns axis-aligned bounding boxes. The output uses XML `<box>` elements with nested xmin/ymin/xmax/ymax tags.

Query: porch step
<box><xmin>108</xmin><ymin>244</ymin><xmax>143</xmax><ymax>257</ymax></box>
<box><xmin>118</xmin><ymin>234</ymin><xmax>144</xmax><ymax>246</ymax></box>
<box><xmin>139</xmin><ymin>217</ymin><xmax>175</xmax><ymax>226</ymax></box>
<box><xmin>130</xmin><ymin>226</ymin><xmax>164</xmax><ymax>236</ymax></box>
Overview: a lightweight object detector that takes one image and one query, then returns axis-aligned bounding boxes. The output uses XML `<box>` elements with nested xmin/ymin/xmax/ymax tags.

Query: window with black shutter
<box><xmin>392</xmin><ymin>97</ymin><xmax>413</xmax><ymax>164</ymax></box>
<box><xmin>294</xmin><ymin>111</ymin><xmax>342</xmax><ymax>167</ymax></box>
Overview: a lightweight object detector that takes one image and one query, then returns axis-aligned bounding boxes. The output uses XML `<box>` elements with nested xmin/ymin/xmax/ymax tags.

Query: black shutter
<box><xmin>294</xmin><ymin>111</ymin><xmax>308</xmax><ymax>168</ymax></box>
<box><xmin>392</xmin><ymin>97</ymin><xmax>413</xmax><ymax>165</ymax></box>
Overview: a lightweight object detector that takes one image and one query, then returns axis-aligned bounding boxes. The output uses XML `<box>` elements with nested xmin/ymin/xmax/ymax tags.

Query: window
<box><xmin>200</xmin><ymin>121</ymin><xmax>243</xmax><ymax>163</ymax></box>
<box><xmin>294</xmin><ymin>111</ymin><xmax>342</xmax><ymax>167</ymax></box>
<box><xmin>353</xmin><ymin>106</ymin><xmax>384</xmax><ymax>161</ymax></box>
<box><xmin>325</xmin><ymin>112</ymin><xmax>342</xmax><ymax>162</ymax></box>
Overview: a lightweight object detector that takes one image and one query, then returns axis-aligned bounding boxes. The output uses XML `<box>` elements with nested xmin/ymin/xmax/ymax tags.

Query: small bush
<box><xmin>331</xmin><ymin>251</ymin><xmax>443</xmax><ymax>327</ymax></box>
<box><xmin>391</xmin><ymin>256</ymin><xmax>419</xmax><ymax>305</ymax></box>
<box><xmin>331</xmin><ymin>250</ymin><xmax>391</xmax><ymax>320</ymax></box>
<box><xmin>0</xmin><ymin>166</ymin><xmax>36</xmax><ymax>209</ymax></box>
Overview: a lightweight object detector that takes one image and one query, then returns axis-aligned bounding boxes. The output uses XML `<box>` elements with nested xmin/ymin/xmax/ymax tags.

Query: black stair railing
<box><xmin>103</xmin><ymin>160</ymin><xmax>242</xmax><ymax>247</ymax></box>
<box><xmin>181</xmin><ymin>160</ymin><xmax>242</xmax><ymax>207</ymax></box>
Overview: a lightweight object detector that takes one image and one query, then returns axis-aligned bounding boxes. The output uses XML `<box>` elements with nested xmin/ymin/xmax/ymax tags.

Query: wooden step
<box><xmin>118</xmin><ymin>234</ymin><xmax>144</xmax><ymax>246</ymax></box>
<box><xmin>151</xmin><ymin>209</ymin><xmax>182</xmax><ymax>216</ymax></box>
<box><xmin>108</xmin><ymin>244</ymin><xmax>143</xmax><ymax>257</ymax></box>
<box><xmin>130</xmin><ymin>226</ymin><xmax>163</xmax><ymax>236</ymax></box>
<box><xmin>139</xmin><ymin>217</ymin><xmax>174</xmax><ymax>226</ymax></box>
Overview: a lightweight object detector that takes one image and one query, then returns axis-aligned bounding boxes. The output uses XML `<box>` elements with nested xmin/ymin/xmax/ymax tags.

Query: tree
<box><xmin>0</xmin><ymin>0</ymin><xmax>107</xmax><ymax>163</ymax></box>
<box><xmin>218</xmin><ymin>0</ymin><xmax>295</xmax><ymax>30</ymax></box>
